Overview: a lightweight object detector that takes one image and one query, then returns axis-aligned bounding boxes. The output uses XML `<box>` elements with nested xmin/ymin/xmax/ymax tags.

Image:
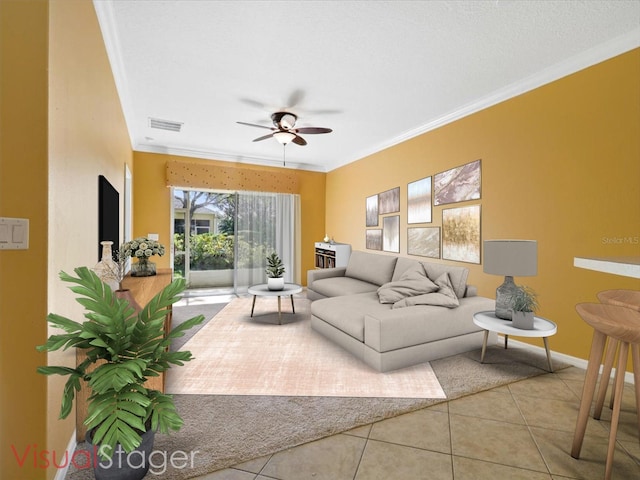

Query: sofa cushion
<box><xmin>391</xmin><ymin>257</ymin><xmax>423</xmax><ymax>281</ymax></box>
<box><xmin>421</xmin><ymin>262</ymin><xmax>469</xmax><ymax>299</ymax></box>
<box><xmin>345</xmin><ymin>251</ymin><xmax>398</xmax><ymax>286</ymax></box>
<box><xmin>311</xmin><ymin>292</ymin><xmax>389</xmax><ymax>342</ymax></box>
<box><xmin>393</xmin><ymin>273</ymin><xmax>460</xmax><ymax>309</ymax></box>
<box><xmin>311</xmin><ymin>276</ymin><xmax>379</xmax><ymax>298</ymax></box>
<box><xmin>365</xmin><ymin>296</ymin><xmax>492</xmax><ymax>353</ymax></box>
<box><xmin>377</xmin><ymin>263</ymin><xmax>438</xmax><ymax>304</ymax></box>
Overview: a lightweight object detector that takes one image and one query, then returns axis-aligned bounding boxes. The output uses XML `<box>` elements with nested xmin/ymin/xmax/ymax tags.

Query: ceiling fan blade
<box><xmin>252</xmin><ymin>133</ymin><xmax>275</xmax><ymax>142</ymax></box>
<box><xmin>237</xmin><ymin>121</ymin><xmax>274</xmax><ymax>131</ymax></box>
<box><xmin>292</xmin><ymin>134</ymin><xmax>307</xmax><ymax>146</ymax></box>
<box><xmin>294</xmin><ymin>127</ymin><xmax>333</xmax><ymax>134</ymax></box>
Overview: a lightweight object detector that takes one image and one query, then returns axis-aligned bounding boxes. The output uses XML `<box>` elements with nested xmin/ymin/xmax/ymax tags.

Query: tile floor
<box><xmin>192</xmin><ymin>366</ymin><xmax>639</xmax><ymax>480</ymax></box>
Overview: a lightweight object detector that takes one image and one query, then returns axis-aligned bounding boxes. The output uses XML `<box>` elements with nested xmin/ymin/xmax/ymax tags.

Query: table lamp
<box><xmin>483</xmin><ymin>240</ymin><xmax>538</xmax><ymax>320</ymax></box>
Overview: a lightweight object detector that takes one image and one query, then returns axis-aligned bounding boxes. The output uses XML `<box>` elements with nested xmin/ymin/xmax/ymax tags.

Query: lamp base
<box><xmin>495</xmin><ymin>276</ymin><xmax>517</xmax><ymax>320</ymax></box>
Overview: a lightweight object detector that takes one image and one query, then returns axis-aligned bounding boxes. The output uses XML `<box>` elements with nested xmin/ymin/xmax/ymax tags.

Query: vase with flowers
<box><xmin>122</xmin><ymin>237</ymin><xmax>165</xmax><ymax>277</ymax></box>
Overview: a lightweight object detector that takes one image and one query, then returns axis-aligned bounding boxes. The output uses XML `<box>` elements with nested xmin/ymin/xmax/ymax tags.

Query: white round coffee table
<box><xmin>473</xmin><ymin>310</ymin><xmax>558</xmax><ymax>372</ymax></box>
<box><xmin>247</xmin><ymin>283</ymin><xmax>303</xmax><ymax>324</ymax></box>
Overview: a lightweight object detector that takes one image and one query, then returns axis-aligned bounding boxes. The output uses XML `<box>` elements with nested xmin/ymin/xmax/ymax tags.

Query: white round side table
<box><xmin>473</xmin><ymin>310</ymin><xmax>558</xmax><ymax>372</ymax></box>
<box><xmin>247</xmin><ymin>283</ymin><xmax>303</xmax><ymax>324</ymax></box>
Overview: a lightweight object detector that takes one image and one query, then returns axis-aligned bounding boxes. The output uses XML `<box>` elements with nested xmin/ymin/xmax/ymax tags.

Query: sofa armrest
<box><xmin>464</xmin><ymin>285</ymin><xmax>478</xmax><ymax>297</ymax></box>
<box><xmin>307</xmin><ymin>267</ymin><xmax>347</xmax><ymax>287</ymax></box>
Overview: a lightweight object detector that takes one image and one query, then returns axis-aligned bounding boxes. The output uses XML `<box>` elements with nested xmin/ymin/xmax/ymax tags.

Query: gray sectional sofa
<box><xmin>308</xmin><ymin>250</ymin><xmax>496</xmax><ymax>372</ymax></box>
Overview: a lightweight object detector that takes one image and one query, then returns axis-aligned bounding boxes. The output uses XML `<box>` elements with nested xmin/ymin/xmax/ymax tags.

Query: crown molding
<box><xmin>134</xmin><ymin>144</ymin><xmax>328</xmax><ymax>173</ymax></box>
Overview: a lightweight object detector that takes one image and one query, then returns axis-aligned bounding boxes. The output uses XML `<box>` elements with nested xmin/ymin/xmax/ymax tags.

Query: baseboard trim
<box><xmin>53</xmin><ymin>430</ymin><xmax>77</xmax><ymax>480</ymax></box>
<box><xmin>497</xmin><ymin>335</ymin><xmax>635</xmax><ymax>385</ymax></box>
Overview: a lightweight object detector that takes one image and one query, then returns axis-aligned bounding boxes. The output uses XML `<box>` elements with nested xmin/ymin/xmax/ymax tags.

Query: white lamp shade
<box><xmin>273</xmin><ymin>131</ymin><xmax>296</xmax><ymax>144</ymax></box>
<box><xmin>483</xmin><ymin>240</ymin><xmax>537</xmax><ymax>276</ymax></box>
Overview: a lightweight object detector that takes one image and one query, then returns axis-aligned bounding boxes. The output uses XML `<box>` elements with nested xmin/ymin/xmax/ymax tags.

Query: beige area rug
<box><xmin>166</xmin><ymin>296</ymin><xmax>446</xmax><ymax>399</ymax></box>
<box><xmin>66</xmin><ymin>297</ymin><xmax>569</xmax><ymax>480</ymax></box>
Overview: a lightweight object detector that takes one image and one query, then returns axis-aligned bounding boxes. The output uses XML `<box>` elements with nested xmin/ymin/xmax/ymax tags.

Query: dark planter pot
<box><xmin>86</xmin><ymin>428</ymin><xmax>155</xmax><ymax>480</ymax></box>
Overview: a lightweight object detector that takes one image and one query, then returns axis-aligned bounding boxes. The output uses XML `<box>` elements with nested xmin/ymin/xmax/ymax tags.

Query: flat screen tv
<box><xmin>98</xmin><ymin>175</ymin><xmax>119</xmax><ymax>261</ymax></box>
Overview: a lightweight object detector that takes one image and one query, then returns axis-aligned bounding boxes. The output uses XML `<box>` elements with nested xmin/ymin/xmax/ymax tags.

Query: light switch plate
<box><xmin>148</xmin><ymin>233</ymin><xmax>159</xmax><ymax>241</ymax></box>
<box><xmin>0</xmin><ymin>217</ymin><xmax>29</xmax><ymax>250</ymax></box>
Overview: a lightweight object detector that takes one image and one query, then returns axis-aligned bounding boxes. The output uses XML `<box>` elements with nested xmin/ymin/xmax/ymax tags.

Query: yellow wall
<box><xmin>327</xmin><ymin>49</ymin><xmax>640</xmax><ymax>366</ymax></box>
<box><xmin>134</xmin><ymin>152</ymin><xmax>326</xmax><ymax>280</ymax></box>
<box><xmin>48</xmin><ymin>1</ymin><xmax>133</xmax><ymax>477</ymax></box>
<box><xmin>0</xmin><ymin>1</ymin><xmax>49</xmax><ymax>478</ymax></box>
<box><xmin>1</xmin><ymin>1</ymin><xmax>132</xmax><ymax>478</ymax></box>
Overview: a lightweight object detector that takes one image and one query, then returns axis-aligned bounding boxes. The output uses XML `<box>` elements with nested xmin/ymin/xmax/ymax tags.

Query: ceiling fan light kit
<box><xmin>237</xmin><ymin>110</ymin><xmax>333</xmax><ymax>147</ymax></box>
<box><xmin>273</xmin><ymin>131</ymin><xmax>296</xmax><ymax>145</ymax></box>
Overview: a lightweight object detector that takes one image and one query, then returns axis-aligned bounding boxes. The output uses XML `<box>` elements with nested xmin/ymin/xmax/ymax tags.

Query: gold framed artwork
<box><xmin>434</xmin><ymin>159</ymin><xmax>481</xmax><ymax>206</ymax></box>
<box><xmin>366</xmin><ymin>194</ymin><xmax>379</xmax><ymax>227</ymax></box>
<box><xmin>442</xmin><ymin>205</ymin><xmax>481</xmax><ymax>264</ymax></box>
<box><xmin>378</xmin><ymin>187</ymin><xmax>400</xmax><ymax>215</ymax></box>
<box><xmin>407</xmin><ymin>227</ymin><xmax>440</xmax><ymax>258</ymax></box>
<box><xmin>407</xmin><ymin>177</ymin><xmax>432</xmax><ymax>224</ymax></box>
<box><xmin>366</xmin><ymin>229</ymin><xmax>383</xmax><ymax>250</ymax></box>
<box><xmin>382</xmin><ymin>215</ymin><xmax>400</xmax><ymax>253</ymax></box>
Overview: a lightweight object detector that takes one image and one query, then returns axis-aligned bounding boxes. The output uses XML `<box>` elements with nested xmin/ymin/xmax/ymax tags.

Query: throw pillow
<box><xmin>392</xmin><ymin>272</ymin><xmax>460</xmax><ymax>309</ymax></box>
<box><xmin>377</xmin><ymin>263</ymin><xmax>438</xmax><ymax>304</ymax></box>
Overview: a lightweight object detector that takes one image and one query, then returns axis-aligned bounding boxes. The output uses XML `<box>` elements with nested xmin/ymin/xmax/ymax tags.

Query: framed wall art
<box><xmin>407</xmin><ymin>227</ymin><xmax>440</xmax><ymax>258</ymax></box>
<box><xmin>378</xmin><ymin>187</ymin><xmax>400</xmax><ymax>215</ymax></box>
<box><xmin>434</xmin><ymin>159</ymin><xmax>481</xmax><ymax>206</ymax></box>
<box><xmin>366</xmin><ymin>229</ymin><xmax>383</xmax><ymax>251</ymax></box>
<box><xmin>407</xmin><ymin>176</ymin><xmax>432</xmax><ymax>223</ymax></box>
<box><xmin>382</xmin><ymin>215</ymin><xmax>400</xmax><ymax>253</ymax></box>
<box><xmin>366</xmin><ymin>194</ymin><xmax>379</xmax><ymax>227</ymax></box>
<box><xmin>442</xmin><ymin>205</ymin><xmax>481</xmax><ymax>264</ymax></box>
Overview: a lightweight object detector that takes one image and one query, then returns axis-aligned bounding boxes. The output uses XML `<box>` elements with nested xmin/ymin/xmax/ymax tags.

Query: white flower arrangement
<box><xmin>121</xmin><ymin>237</ymin><xmax>166</xmax><ymax>260</ymax></box>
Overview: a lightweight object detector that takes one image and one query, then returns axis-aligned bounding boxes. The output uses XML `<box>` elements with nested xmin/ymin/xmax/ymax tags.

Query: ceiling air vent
<box><xmin>148</xmin><ymin>117</ymin><xmax>183</xmax><ymax>132</ymax></box>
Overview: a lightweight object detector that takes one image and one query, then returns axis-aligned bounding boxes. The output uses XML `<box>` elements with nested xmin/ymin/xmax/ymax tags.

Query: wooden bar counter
<box><xmin>75</xmin><ymin>268</ymin><xmax>173</xmax><ymax>441</ymax></box>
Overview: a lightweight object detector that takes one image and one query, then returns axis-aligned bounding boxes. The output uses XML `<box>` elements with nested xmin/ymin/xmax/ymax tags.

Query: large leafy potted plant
<box><xmin>37</xmin><ymin>267</ymin><xmax>204</xmax><ymax>479</ymax></box>
<box><xmin>265</xmin><ymin>252</ymin><xmax>285</xmax><ymax>291</ymax></box>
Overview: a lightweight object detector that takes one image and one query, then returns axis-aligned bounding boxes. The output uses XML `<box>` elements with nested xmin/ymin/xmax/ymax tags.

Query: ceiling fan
<box><xmin>237</xmin><ymin>111</ymin><xmax>332</xmax><ymax>146</ymax></box>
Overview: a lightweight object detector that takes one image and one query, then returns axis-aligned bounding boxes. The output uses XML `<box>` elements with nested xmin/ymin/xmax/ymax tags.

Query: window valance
<box><xmin>166</xmin><ymin>159</ymin><xmax>300</xmax><ymax>193</ymax></box>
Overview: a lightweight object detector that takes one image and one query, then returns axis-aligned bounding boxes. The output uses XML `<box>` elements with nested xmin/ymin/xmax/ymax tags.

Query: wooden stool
<box><xmin>571</xmin><ymin>303</ymin><xmax>640</xmax><ymax>480</ymax></box>
<box><xmin>593</xmin><ymin>290</ymin><xmax>640</xmax><ymax>422</ymax></box>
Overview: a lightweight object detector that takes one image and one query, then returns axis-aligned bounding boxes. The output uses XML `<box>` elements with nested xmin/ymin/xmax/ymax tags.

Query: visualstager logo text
<box><xmin>11</xmin><ymin>444</ymin><xmax>200</xmax><ymax>475</ymax></box>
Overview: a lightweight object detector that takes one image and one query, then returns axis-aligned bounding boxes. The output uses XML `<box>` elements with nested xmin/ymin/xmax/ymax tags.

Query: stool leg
<box><xmin>605</xmin><ymin>342</ymin><xmax>629</xmax><ymax>480</ymax></box>
<box><xmin>594</xmin><ymin>338</ymin><xmax>618</xmax><ymax>420</ymax></box>
<box><xmin>609</xmin><ymin>365</ymin><xmax>622</xmax><ymax>411</ymax></box>
<box><xmin>632</xmin><ymin>344</ymin><xmax>640</xmax><ymax>439</ymax></box>
<box><xmin>572</xmin><ymin>330</ymin><xmax>607</xmax><ymax>459</ymax></box>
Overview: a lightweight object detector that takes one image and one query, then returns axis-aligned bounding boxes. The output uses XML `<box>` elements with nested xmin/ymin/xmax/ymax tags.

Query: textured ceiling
<box><xmin>94</xmin><ymin>1</ymin><xmax>639</xmax><ymax>172</ymax></box>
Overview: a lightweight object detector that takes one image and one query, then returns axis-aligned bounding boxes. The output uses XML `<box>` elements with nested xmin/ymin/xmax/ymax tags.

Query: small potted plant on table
<box><xmin>265</xmin><ymin>252</ymin><xmax>285</xmax><ymax>291</ymax></box>
<box><xmin>37</xmin><ymin>267</ymin><xmax>204</xmax><ymax>480</ymax></box>
<box><xmin>510</xmin><ymin>285</ymin><xmax>539</xmax><ymax>329</ymax></box>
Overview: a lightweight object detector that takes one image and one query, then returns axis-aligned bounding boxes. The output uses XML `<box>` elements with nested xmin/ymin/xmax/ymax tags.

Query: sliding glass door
<box><xmin>172</xmin><ymin>188</ymin><xmax>299</xmax><ymax>294</ymax></box>
<box><xmin>173</xmin><ymin>189</ymin><xmax>236</xmax><ymax>291</ymax></box>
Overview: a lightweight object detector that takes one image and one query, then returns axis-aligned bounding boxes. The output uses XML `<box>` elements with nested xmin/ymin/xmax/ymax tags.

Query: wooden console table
<box><xmin>75</xmin><ymin>268</ymin><xmax>173</xmax><ymax>440</ymax></box>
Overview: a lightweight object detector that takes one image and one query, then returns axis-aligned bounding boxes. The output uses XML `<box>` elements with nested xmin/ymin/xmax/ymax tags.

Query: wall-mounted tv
<box><xmin>98</xmin><ymin>175</ymin><xmax>119</xmax><ymax>261</ymax></box>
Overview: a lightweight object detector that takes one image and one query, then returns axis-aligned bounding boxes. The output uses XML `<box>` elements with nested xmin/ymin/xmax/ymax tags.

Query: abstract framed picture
<box><xmin>366</xmin><ymin>194</ymin><xmax>379</xmax><ymax>227</ymax></box>
<box><xmin>442</xmin><ymin>205</ymin><xmax>481</xmax><ymax>264</ymax></box>
<box><xmin>407</xmin><ymin>227</ymin><xmax>440</xmax><ymax>258</ymax></box>
<box><xmin>407</xmin><ymin>176</ymin><xmax>432</xmax><ymax>223</ymax></box>
<box><xmin>378</xmin><ymin>187</ymin><xmax>400</xmax><ymax>215</ymax></box>
<box><xmin>382</xmin><ymin>215</ymin><xmax>400</xmax><ymax>253</ymax></box>
<box><xmin>366</xmin><ymin>229</ymin><xmax>383</xmax><ymax>251</ymax></box>
<box><xmin>434</xmin><ymin>159</ymin><xmax>481</xmax><ymax>206</ymax></box>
